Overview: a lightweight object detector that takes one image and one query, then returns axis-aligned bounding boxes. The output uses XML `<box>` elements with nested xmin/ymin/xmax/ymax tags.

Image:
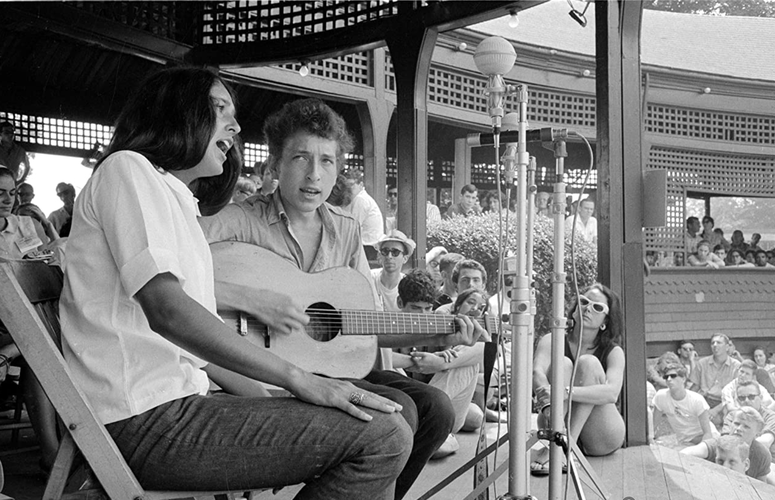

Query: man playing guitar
<box><xmin>200</xmin><ymin>98</ymin><xmax>488</xmax><ymax>500</ymax></box>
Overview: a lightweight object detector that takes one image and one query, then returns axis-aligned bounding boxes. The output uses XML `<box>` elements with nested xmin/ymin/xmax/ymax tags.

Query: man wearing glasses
<box><xmin>721</xmin><ymin>360</ymin><xmax>775</xmax><ymax>415</ymax></box>
<box><xmin>371</xmin><ymin>230</ymin><xmax>415</xmax><ymax>312</ymax></box>
<box><xmin>651</xmin><ymin>361</ymin><xmax>716</xmax><ymax>446</ymax></box>
<box><xmin>48</xmin><ymin>182</ymin><xmax>75</xmax><ymax>237</ymax></box>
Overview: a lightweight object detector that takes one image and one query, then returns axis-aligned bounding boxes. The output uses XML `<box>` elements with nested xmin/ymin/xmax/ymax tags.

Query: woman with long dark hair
<box><xmin>531</xmin><ymin>283</ymin><xmax>626</xmax><ymax>474</ymax></box>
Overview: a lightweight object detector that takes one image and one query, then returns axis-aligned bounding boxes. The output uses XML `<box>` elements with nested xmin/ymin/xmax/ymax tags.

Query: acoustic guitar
<box><xmin>211</xmin><ymin>241</ymin><xmax>498</xmax><ymax>379</ymax></box>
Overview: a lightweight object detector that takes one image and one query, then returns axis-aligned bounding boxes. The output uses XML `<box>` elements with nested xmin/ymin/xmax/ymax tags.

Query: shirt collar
<box><xmin>1</xmin><ymin>214</ymin><xmax>19</xmax><ymax>234</ymax></box>
<box><xmin>269</xmin><ymin>189</ymin><xmax>338</xmax><ymax>237</ymax></box>
<box><xmin>159</xmin><ymin>170</ymin><xmax>201</xmax><ymax>217</ymax></box>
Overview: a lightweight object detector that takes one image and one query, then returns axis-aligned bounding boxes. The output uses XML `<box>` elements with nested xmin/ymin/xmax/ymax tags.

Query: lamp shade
<box><xmin>473</xmin><ymin>36</ymin><xmax>516</xmax><ymax>76</ymax></box>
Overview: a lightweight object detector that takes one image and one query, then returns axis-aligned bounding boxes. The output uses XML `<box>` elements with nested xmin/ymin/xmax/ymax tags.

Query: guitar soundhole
<box><xmin>305</xmin><ymin>302</ymin><xmax>342</xmax><ymax>342</ymax></box>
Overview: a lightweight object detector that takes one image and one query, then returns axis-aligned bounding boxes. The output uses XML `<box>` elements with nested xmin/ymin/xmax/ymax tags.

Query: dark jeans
<box><xmin>360</xmin><ymin>369</ymin><xmax>455</xmax><ymax>500</ymax></box>
<box><xmin>106</xmin><ymin>393</ymin><xmax>412</xmax><ymax>499</ymax></box>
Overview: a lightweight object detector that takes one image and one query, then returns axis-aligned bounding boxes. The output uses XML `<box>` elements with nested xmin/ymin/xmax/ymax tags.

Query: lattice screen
<box><xmin>646</xmin><ymin>105</ymin><xmax>775</xmax><ymax>145</ymax></box>
<box><xmin>0</xmin><ymin>112</ymin><xmax>113</xmax><ymax>152</ymax></box>
<box><xmin>644</xmin><ymin>147</ymin><xmax>775</xmax><ymax>255</ymax></box>
<box><xmin>199</xmin><ymin>1</ymin><xmax>399</xmax><ymax>45</ymax></box>
<box><xmin>74</xmin><ymin>1</ymin><xmax>194</xmax><ymax>43</ymax></box>
<box><xmin>278</xmin><ymin>52</ymin><xmax>372</xmax><ymax>86</ymax></box>
<box><xmin>243</xmin><ymin>142</ymin><xmax>268</xmax><ymax>168</ymax></box>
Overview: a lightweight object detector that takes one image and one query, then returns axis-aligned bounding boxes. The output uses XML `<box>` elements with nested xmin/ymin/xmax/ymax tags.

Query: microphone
<box><xmin>466</xmin><ymin>127</ymin><xmax>569</xmax><ymax>147</ymax></box>
<box><xmin>473</xmin><ymin>36</ymin><xmax>517</xmax><ymax>135</ymax></box>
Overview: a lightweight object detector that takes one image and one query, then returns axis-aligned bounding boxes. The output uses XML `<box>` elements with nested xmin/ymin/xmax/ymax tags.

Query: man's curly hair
<box><xmin>398</xmin><ymin>269</ymin><xmax>438</xmax><ymax>305</ymax></box>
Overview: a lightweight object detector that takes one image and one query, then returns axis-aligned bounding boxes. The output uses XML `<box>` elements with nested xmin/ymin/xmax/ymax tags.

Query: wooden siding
<box><xmin>645</xmin><ymin>268</ymin><xmax>775</xmax><ymax>357</ymax></box>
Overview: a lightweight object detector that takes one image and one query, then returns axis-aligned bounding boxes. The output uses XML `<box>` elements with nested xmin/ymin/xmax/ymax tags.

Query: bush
<box><xmin>427</xmin><ymin>212</ymin><xmax>598</xmax><ymax>337</ymax></box>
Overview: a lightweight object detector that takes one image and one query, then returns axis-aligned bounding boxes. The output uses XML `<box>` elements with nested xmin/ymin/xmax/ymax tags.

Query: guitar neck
<box><xmin>340</xmin><ymin>310</ymin><xmax>494</xmax><ymax>336</ymax></box>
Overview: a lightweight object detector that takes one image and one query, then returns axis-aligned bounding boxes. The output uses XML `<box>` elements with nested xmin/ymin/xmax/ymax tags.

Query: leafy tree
<box><xmin>644</xmin><ymin>0</ymin><xmax>775</xmax><ymax>17</ymax></box>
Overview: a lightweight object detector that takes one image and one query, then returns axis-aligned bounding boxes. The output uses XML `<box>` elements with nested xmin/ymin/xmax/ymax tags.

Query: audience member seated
<box><xmin>647</xmin><ymin>351</ymin><xmax>681</xmax><ymax>391</ymax></box>
<box><xmin>713</xmin><ymin>435</ymin><xmax>751</xmax><ymax>475</ymax></box>
<box><xmin>683</xmin><ymin>408</ymin><xmax>774</xmax><ymax>484</ymax></box>
<box><xmin>434</xmin><ymin>259</ymin><xmax>486</xmax><ymax>315</ymax></box>
<box><xmin>444</xmin><ymin>184</ymin><xmax>481</xmax><ymax>219</ymax></box>
<box><xmin>713</xmin><ymin>244</ymin><xmax>727</xmax><ymax>264</ymax></box>
<box><xmin>728</xmin><ymin>248</ymin><xmax>754</xmax><ymax>267</ymax></box>
<box><xmin>721</xmin><ymin>381</ymin><xmax>775</xmax><ymax>458</ymax></box>
<box><xmin>371</xmin><ymin>230</ymin><xmax>415</xmax><ymax>312</ymax></box>
<box><xmin>754</xmin><ymin>249</ymin><xmax>774</xmax><ymax>268</ymax></box>
<box><xmin>753</xmin><ymin>346</ymin><xmax>775</xmax><ymax>393</ymax></box>
<box><xmin>699</xmin><ymin>216</ymin><xmax>723</xmax><ymax>251</ymax></box>
<box><xmin>721</xmin><ymin>360</ymin><xmax>775</xmax><ymax>416</ymax></box>
<box><xmin>744</xmin><ymin>249</ymin><xmax>757</xmax><ymax>265</ymax></box>
<box><xmin>0</xmin><ymin>168</ymin><xmax>59</xmax><ymax>471</ymax></box>
<box><xmin>231</xmin><ymin>176</ymin><xmax>257</xmax><ymax>203</ymax></box>
<box><xmin>48</xmin><ymin>182</ymin><xmax>75</xmax><ymax>237</ymax></box>
<box><xmin>395</xmin><ymin>284</ymin><xmax>491</xmax><ymax>459</ymax></box>
<box><xmin>729</xmin><ymin>230</ymin><xmax>749</xmax><ymax>255</ymax></box>
<box><xmin>685</xmin><ymin>216</ymin><xmax>702</xmax><ymax>256</ymax></box>
<box><xmin>433</xmin><ymin>252</ymin><xmax>465</xmax><ymax>309</ymax></box>
<box><xmin>255</xmin><ymin>158</ymin><xmax>278</xmax><ymax>196</ymax></box>
<box><xmin>535</xmin><ymin>190</ymin><xmax>551</xmax><ymax>218</ymax></box>
<box><xmin>652</xmin><ymin>361</ymin><xmax>717</xmax><ymax>448</ymax></box>
<box><xmin>687</xmin><ymin>334</ymin><xmax>741</xmax><ymax>428</ymax></box>
<box><xmin>713</xmin><ymin>227</ymin><xmax>731</xmax><ymax>251</ymax></box>
<box><xmin>531</xmin><ymin>284</ymin><xmax>626</xmax><ymax>475</ymax></box>
<box><xmin>749</xmin><ymin>233</ymin><xmax>763</xmax><ymax>252</ymax></box>
<box><xmin>673</xmin><ymin>251</ymin><xmax>685</xmax><ymax>267</ymax></box>
<box><xmin>482</xmin><ymin>190</ymin><xmax>510</xmax><ymax>217</ymax></box>
<box><xmin>425</xmin><ymin>246</ymin><xmax>447</xmax><ymax>288</ymax></box>
<box><xmin>678</xmin><ymin>340</ymin><xmax>698</xmax><ymax>377</ymax></box>
<box><xmin>687</xmin><ymin>240</ymin><xmax>725</xmax><ymax>268</ymax></box>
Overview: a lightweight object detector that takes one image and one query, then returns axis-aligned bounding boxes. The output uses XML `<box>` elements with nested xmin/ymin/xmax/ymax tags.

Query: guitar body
<box><xmin>211</xmin><ymin>241</ymin><xmax>379</xmax><ymax>379</ymax></box>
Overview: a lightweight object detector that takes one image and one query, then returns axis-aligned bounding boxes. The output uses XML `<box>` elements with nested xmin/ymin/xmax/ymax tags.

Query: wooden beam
<box><xmin>386</xmin><ymin>8</ymin><xmax>437</xmax><ymax>268</ymax></box>
<box><xmin>596</xmin><ymin>0</ymin><xmax>647</xmax><ymax>447</ymax></box>
<box><xmin>1</xmin><ymin>3</ymin><xmax>190</xmax><ymax>64</ymax></box>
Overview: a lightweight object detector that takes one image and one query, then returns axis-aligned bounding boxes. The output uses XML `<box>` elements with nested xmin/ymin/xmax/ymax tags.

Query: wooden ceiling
<box><xmin>0</xmin><ymin>1</ymin><xmax>542</xmax><ymax>149</ymax></box>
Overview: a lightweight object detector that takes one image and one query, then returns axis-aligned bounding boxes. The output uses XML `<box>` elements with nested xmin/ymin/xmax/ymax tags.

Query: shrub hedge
<box><xmin>427</xmin><ymin>212</ymin><xmax>598</xmax><ymax>337</ymax></box>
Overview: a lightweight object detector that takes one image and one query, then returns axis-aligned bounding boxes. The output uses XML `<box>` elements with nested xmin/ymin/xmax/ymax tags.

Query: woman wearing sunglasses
<box><xmin>531</xmin><ymin>283</ymin><xmax>625</xmax><ymax>475</ymax></box>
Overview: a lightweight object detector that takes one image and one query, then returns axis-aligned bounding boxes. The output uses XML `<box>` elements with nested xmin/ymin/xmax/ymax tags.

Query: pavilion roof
<box><xmin>470</xmin><ymin>0</ymin><xmax>775</xmax><ymax>82</ymax></box>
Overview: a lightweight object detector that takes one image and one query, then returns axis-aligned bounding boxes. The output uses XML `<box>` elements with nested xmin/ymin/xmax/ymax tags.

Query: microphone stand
<box><xmin>547</xmin><ymin>138</ymin><xmax>568</xmax><ymax>500</ymax></box>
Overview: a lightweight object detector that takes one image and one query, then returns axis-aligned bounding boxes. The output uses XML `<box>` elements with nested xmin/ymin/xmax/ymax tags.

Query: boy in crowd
<box><xmin>652</xmin><ymin>361</ymin><xmax>716</xmax><ymax>447</ymax></box>
<box><xmin>371</xmin><ymin>230</ymin><xmax>415</xmax><ymax>311</ymax></box>
<box><xmin>682</xmin><ymin>407</ymin><xmax>774</xmax><ymax>484</ymax></box>
<box><xmin>714</xmin><ymin>435</ymin><xmax>750</xmax><ymax>475</ymax></box>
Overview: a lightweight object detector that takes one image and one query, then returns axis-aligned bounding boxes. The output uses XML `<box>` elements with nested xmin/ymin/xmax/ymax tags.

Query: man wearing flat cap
<box><xmin>371</xmin><ymin>230</ymin><xmax>417</xmax><ymax>311</ymax></box>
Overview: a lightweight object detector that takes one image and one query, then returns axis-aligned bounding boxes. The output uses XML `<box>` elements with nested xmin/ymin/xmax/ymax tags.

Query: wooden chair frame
<box><xmin>0</xmin><ymin>260</ymin><xmax>263</xmax><ymax>500</ymax></box>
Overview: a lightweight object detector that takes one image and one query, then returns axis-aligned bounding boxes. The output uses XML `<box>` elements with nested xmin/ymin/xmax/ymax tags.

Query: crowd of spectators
<box><xmin>648</xmin><ymin>334</ymin><xmax>775</xmax><ymax>484</ymax></box>
<box><xmin>644</xmin><ymin>215</ymin><xmax>775</xmax><ymax>269</ymax></box>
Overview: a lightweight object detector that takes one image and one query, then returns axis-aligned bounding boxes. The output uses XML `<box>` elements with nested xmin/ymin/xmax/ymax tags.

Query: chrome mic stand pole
<box><xmin>500</xmin><ymin>84</ymin><xmax>533</xmax><ymax>500</ymax></box>
<box><xmin>547</xmin><ymin>139</ymin><xmax>568</xmax><ymax>500</ymax></box>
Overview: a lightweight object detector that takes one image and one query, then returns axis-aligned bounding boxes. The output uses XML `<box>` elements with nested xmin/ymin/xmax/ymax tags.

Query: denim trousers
<box><xmin>359</xmin><ymin>369</ymin><xmax>455</xmax><ymax>500</ymax></box>
<box><xmin>106</xmin><ymin>393</ymin><xmax>413</xmax><ymax>499</ymax></box>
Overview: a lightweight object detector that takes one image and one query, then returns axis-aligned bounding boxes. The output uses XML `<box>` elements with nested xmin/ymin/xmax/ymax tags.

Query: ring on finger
<box><xmin>348</xmin><ymin>391</ymin><xmax>365</xmax><ymax>406</ymax></box>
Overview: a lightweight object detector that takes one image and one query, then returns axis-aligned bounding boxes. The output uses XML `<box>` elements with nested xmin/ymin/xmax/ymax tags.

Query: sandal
<box><xmin>530</xmin><ymin>459</ymin><xmax>550</xmax><ymax>476</ymax></box>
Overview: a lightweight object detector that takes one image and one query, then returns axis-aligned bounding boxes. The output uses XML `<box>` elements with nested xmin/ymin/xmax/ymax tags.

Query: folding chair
<box><xmin>0</xmin><ymin>260</ymin><xmax>267</xmax><ymax>500</ymax></box>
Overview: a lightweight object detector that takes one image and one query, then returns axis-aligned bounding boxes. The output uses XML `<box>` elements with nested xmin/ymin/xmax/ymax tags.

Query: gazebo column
<box><xmin>386</xmin><ymin>13</ymin><xmax>438</xmax><ymax>267</ymax></box>
<box><xmin>596</xmin><ymin>0</ymin><xmax>647</xmax><ymax>446</ymax></box>
<box><xmin>356</xmin><ymin>48</ymin><xmax>394</xmax><ymax>218</ymax></box>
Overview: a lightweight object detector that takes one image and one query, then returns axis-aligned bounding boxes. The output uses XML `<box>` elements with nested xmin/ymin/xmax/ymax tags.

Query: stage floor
<box><xmin>3</xmin><ymin>419</ymin><xmax>775</xmax><ymax>499</ymax></box>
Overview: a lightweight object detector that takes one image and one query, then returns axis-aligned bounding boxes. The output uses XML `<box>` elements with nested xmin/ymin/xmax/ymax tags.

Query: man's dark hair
<box><xmin>702</xmin><ymin>215</ymin><xmax>714</xmax><ymax>226</ymax></box>
<box><xmin>451</xmin><ymin>259</ymin><xmax>487</xmax><ymax>285</ymax></box>
<box><xmin>461</xmin><ymin>183</ymin><xmax>478</xmax><ymax>195</ymax></box>
<box><xmin>686</xmin><ymin>216</ymin><xmax>699</xmax><ymax>226</ymax></box>
<box><xmin>264</xmin><ymin>98</ymin><xmax>355</xmax><ymax>172</ymax></box>
<box><xmin>398</xmin><ymin>269</ymin><xmax>438</xmax><ymax>305</ymax></box>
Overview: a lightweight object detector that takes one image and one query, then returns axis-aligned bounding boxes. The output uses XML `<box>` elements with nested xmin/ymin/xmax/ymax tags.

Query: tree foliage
<box><xmin>643</xmin><ymin>0</ymin><xmax>775</xmax><ymax>17</ymax></box>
